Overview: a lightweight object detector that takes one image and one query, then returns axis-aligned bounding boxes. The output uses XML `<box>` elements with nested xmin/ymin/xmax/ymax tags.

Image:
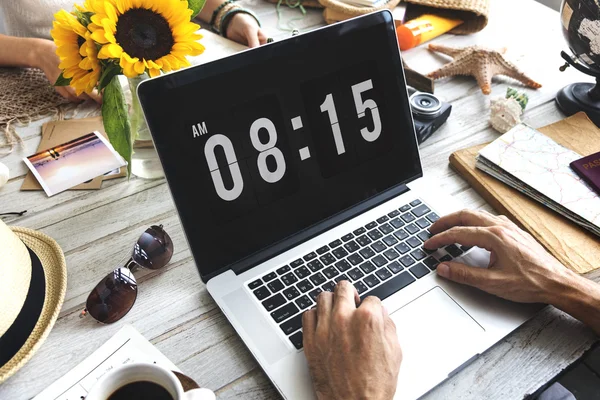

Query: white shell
<box><xmin>490</xmin><ymin>97</ymin><xmax>523</xmax><ymax>133</ymax></box>
<box><xmin>0</xmin><ymin>161</ymin><xmax>8</xmax><ymax>189</ymax></box>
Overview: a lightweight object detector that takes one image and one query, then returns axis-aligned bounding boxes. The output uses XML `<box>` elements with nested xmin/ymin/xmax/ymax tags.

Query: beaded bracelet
<box><xmin>210</xmin><ymin>0</ymin><xmax>237</xmax><ymax>28</ymax></box>
<box><xmin>213</xmin><ymin>2</ymin><xmax>239</xmax><ymax>34</ymax></box>
<box><xmin>220</xmin><ymin>8</ymin><xmax>262</xmax><ymax>38</ymax></box>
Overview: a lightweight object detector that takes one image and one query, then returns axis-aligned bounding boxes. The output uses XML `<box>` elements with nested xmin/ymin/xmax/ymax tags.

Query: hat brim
<box><xmin>0</xmin><ymin>227</ymin><xmax>67</xmax><ymax>383</ymax></box>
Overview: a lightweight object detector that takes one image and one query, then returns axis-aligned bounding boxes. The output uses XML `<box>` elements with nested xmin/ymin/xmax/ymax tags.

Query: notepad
<box><xmin>476</xmin><ymin>123</ymin><xmax>600</xmax><ymax>237</ymax></box>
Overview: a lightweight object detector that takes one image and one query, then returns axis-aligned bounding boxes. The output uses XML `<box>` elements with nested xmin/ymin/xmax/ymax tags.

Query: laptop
<box><xmin>138</xmin><ymin>10</ymin><xmax>542</xmax><ymax>399</ymax></box>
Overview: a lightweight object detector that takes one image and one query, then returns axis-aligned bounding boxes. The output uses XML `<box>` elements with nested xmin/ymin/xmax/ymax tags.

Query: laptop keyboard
<box><xmin>246</xmin><ymin>199</ymin><xmax>470</xmax><ymax>350</ymax></box>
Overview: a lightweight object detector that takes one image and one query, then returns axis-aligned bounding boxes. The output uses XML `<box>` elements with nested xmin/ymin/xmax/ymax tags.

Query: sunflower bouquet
<box><xmin>50</xmin><ymin>0</ymin><xmax>206</xmax><ymax>175</ymax></box>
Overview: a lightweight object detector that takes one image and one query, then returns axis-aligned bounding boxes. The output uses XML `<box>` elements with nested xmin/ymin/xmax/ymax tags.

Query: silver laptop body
<box><xmin>207</xmin><ymin>176</ymin><xmax>541</xmax><ymax>400</ymax></box>
<box><xmin>139</xmin><ymin>11</ymin><xmax>542</xmax><ymax>399</ymax></box>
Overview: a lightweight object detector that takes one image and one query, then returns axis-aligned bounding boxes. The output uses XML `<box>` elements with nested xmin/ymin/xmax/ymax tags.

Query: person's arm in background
<box><xmin>196</xmin><ymin>0</ymin><xmax>267</xmax><ymax>48</ymax></box>
<box><xmin>424</xmin><ymin>210</ymin><xmax>600</xmax><ymax>335</ymax></box>
<box><xmin>0</xmin><ymin>34</ymin><xmax>84</xmax><ymax>102</ymax></box>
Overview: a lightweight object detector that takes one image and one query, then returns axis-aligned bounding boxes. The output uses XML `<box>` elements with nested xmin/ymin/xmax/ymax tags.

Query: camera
<box><xmin>407</xmin><ymin>87</ymin><xmax>452</xmax><ymax>144</ymax></box>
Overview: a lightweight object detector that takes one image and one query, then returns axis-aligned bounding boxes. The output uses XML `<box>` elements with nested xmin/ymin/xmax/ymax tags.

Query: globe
<box><xmin>561</xmin><ymin>0</ymin><xmax>600</xmax><ymax>70</ymax></box>
<box><xmin>556</xmin><ymin>0</ymin><xmax>600</xmax><ymax>127</ymax></box>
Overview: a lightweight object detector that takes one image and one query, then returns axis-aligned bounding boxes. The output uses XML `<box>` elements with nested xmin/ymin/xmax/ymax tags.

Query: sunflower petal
<box><xmin>56</xmin><ymin>44</ymin><xmax>80</xmax><ymax>57</ymax></box>
<box><xmin>148</xmin><ymin>68</ymin><xmax>160</xmax><ymax>78</ymax></box>
<box><xmin>98</xmin><ymin>43</ymin><xmax>123</xmax><ymax>59</ymax></box>
<box><xmin>104</xmin><ymin>1</ymin><xmax>118</xmax><ymax>22</ymax></box>
<box><xmin>134</xmin><ymin>61</ymin><xmax>146</xmax><ymax>74</ymax></box>
<box><xmin>79</xmin><ymin>57</ymin><xmax>93</xmax><ymax>70</ymax></box>
<box><xmin>124</xmin><ymin>53</ymin><xmax>139</xmax><ymax>64</ymax></box>
<box><xmin>90</xmin><ymin>29</ymin><xmax>109</xmax><ymax>44</ymax></box>
<box><xmin>115</xmin><ymin>0</ymin><xmax>132</xmax><ymax>14</ymax></box>
<box><xmin>102</xmin><ymin>17</ymin><xmax>117</xmax><ymax>35</ymax></box>
<box><xmin>173</xmin><ymin>22</ymin><xmax>200</xmax><ymax>38</ymax></box>
<box><xmin>147</xmin><ymin>59</ymin><xmax>161</xmax><ymax>69</ymax></box>
<box><xmin>90</xmin><ymin>14</ymin><xmax>104</xmax><ymax>26</ymax></box>
<box><xmin>122</xmin><ymin>64</ymin><xmax>138</xmax><ymax>78</ymax></box>
<box><xmin>157</xmin><ymin>56</ymin><xmax>171</xmax><ymax>71</ymax></box>
<box><xmin>59</xmin><ymin>57</ymin><xmax>82</xmax><ymax>69</ymax></box>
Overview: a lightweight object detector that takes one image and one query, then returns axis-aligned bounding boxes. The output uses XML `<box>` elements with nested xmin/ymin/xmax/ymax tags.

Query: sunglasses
<box><xmin>80</xmin><ymin>225</ymin><xmax>174</xmax><ymax>324</ymax></box>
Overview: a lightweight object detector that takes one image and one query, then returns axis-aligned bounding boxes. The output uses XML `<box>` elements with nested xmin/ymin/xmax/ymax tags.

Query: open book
<box><xmin>476</xmin><ymin>124</ymin><xmax>600</xmax><ymax>237</ymax></box>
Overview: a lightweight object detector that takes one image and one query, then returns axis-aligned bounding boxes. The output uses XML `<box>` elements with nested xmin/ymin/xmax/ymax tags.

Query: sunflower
<box><xmin>50</xmin><ymin>10</ymin><xmax>101</xmax><ymax>95</ymax></box>
<box><xmin>86</xmin><ymin>0</ymin><xmax>204</xmax><ymax>78</ymax></box>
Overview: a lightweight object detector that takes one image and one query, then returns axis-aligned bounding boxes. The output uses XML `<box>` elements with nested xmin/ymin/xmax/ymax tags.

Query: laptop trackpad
<box><xmin>391</xmin><ymin>287</ymin><xmax>484</xmax><ymax>399</ymax></box>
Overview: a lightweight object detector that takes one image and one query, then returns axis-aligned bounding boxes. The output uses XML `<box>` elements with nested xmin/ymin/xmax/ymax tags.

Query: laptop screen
<box><xmin>139</xmin><ymin>11</ymin><xmax>422</xmax><ymax>281</ymax></box>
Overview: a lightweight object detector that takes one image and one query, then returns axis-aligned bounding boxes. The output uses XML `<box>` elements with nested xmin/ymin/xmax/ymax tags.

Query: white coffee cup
<box><xmin>85</xmin><ymin>363</ymin><xmax>216</xmax><ymax>400</ymax></box>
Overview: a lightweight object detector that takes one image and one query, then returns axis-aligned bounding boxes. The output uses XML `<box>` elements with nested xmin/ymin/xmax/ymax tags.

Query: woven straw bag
<box><xmin>321</xmin><ymin>0</ymin><xmax>402</xmax><ymax>24</ymax></box>
<box><xmin>282</xmin><ymin>0</ymin><xmax>490</xmax><ymax>34</ymax></box>
<box><xmin>400</xmin><ymin>0</ymin><xmax>490</xmax><ymax>34</ymax></box>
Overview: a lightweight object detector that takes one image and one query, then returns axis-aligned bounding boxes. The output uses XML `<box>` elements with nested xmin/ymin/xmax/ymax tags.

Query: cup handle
<box><xmin>182</xmin><ymin>387</ymin><xmax>216</xmax><ymax>400</ymax></box>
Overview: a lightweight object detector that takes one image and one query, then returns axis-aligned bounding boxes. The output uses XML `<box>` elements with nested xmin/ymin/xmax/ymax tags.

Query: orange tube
<box><xmin>396</xmin><ymin>14</ymin><xmax>464</xmax><ymax>51</ymax></box>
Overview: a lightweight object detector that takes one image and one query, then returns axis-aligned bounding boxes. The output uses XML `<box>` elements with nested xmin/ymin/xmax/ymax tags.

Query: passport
<box><xmin>570</xmin><ymin>151</ymin><xmax>600</xmax><ymax>195</ymax></box>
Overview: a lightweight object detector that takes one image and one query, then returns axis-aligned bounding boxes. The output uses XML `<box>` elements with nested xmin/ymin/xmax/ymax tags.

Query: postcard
<box><xmin>23</xmin><ymin>131</ymin><xmax>126</xmax><ymax>196</ymax></box>
<box><xmin>21</xmin><ymin>117</ymin><xmax>126</xmax><ymax>191</ymax></box>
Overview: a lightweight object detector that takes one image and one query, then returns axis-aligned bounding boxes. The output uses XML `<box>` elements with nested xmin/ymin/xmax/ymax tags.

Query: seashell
<box><xmin>490</xmin><ymin>97</ymin><xmax>523</xmax><ymax>133</ymax></box>
<box><xmin>0</xmin><ymin>162</ymin><xmax>8</xmax><ymax>189</ymax></box>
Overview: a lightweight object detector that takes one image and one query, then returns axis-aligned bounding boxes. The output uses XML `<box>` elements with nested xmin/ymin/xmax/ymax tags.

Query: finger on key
<box><xmin>358</xmin><ymin>296</ymin><xmax>385</xmax><ymax>328</ymax></box>
<box><xmin>316</xmin><ymin>291</ymin><xmax>333</xmax><ymax>329</ymax></box>
<box><xmin>429</xmin><ymin>209</ymin><xmax>502</xmax><ymax>235</ymax></box>
<box><xmin>424</xmin><ymin>226</ymin><xmax>497</xmax><ymax>252</ymax></box>
<box><xmin>333</xmin><ymin>280</ymin><xmax>359</xmax><ymax>315</ymax></box>
<box><xmin>302</xmin><ymin>308</ymin><xmax>317</xmax><ymax>349</ymax></box>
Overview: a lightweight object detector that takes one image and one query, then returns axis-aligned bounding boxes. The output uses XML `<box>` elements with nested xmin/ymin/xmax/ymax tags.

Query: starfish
<box><xmin>427</xmin><ymin>44</ymin><xmax>542</xmax><ymax>95</ymax></box>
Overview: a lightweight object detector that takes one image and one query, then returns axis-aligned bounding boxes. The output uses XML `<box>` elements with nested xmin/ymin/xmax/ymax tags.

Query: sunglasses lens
<box><xmin>132</xmin><ymin>225</ymin><xmax>174</xmax><ymax>270</ymax></box>
<box><xmin>85</xmin><ymin>268</ymin><xmax>137</xmax><ymax>324</ymax></box>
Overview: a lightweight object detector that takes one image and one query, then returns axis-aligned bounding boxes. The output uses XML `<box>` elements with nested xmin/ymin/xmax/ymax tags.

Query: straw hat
<box><xmin>0</xmin><ymin>219</ymin><xmax>67</xmax><ymax>383</ymax></box>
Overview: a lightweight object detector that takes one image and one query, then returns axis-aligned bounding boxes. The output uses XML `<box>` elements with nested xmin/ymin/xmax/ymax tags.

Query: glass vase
<box><xmin>127</xmin><ymin>74</ymin><xmax>164</xmax><ymax>179</ymax></box>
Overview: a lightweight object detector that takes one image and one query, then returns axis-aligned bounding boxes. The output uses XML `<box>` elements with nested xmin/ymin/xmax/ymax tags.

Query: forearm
<box><xmin>0</xmin><ymin>34</ymin><xmax>44</xmax><ymax>68</ymax></box>
<box><xmin>548</xmin><ymin>270</ymin><xmax>600</xmax><ymax>336</ymax></box>
<box><xmin>196</xmin><ymin>0</ymin><xmax>222</xmax><ymax>24</ymax></box>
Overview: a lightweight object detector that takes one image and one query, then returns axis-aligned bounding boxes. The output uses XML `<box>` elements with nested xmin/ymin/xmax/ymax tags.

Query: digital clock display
<box><xmin>139</xmin><ymin>13</ymin><xmax>422</xmax><ymax>280</ymax></box>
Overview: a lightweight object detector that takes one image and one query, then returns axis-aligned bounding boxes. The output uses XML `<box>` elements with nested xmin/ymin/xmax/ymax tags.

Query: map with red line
<box><xmin>477</xmin><ymin>124</ymin><xmax>600</xmax><ymax>235</ymax></box>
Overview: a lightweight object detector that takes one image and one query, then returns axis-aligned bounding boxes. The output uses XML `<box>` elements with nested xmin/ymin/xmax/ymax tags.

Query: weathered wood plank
<box><xmin>215</xmin><ymin>368</ymin><xmax>279</xmax><ymax>400</ymax></box>
<box><xmin>1</xmin><ymin>1</ymin><xmax>597</xmax><ymax>399</ymax></box>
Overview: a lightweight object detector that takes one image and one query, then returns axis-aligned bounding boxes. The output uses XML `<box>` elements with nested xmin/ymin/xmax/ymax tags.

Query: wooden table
<box><xmin>1</xmin><ymin>0</ymin><xmax>598</xmax><ymax>398</ymax></box>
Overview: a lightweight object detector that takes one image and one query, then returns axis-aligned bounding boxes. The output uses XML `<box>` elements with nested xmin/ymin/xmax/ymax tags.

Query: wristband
<box><xmin>210</xmin><ymin>0</ymin><xmax>237</xmax><ymax>28</ymax></box>
<box><xmin>220</xmin><ymin>8</ymin><xmax>262</xmax><ymax>38</ymax></box>
<box><xmin>213</xmin><ymin>2</ymin><xmax>239</xmax><ymax>34</ymax></box>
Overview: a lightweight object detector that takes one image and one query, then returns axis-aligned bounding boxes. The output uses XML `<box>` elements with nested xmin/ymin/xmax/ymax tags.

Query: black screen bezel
<box><xmin>138</xmin><ymin>10</ymin><xmax>422</xmax><ymax>282</ymax></box>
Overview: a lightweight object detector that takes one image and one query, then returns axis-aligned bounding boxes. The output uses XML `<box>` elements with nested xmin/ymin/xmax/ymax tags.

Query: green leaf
<box><xmin>54</xmin><ymin>72</ymin><xmax>72</xmax><ymax>87</ymax></box>
<box><xmin>506</xmin><ymin>87</ymin><xmax>529</xmax><ymax>111</ymax></box>
<box><xmin>98</xmin><ymin>63</ymin><xmax>122</xmax><ymax>92</ymax></box>
<box><xmin>186</xmin><ymin>0</ymin><xmax>206</xmax><ymax>19</ymax></box>
<box><xmin>102</xmin><ymin>76</ymin><xmax>133</xmax><ymax>177</ymax></box>
<box><xmin>74</xmin><ymin>10</ymin><xmax>94</xmax><ymax>27</ymax></box>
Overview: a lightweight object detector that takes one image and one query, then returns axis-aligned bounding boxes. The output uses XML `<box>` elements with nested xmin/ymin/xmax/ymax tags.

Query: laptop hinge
<box><xmin>230</xmin><ymin>183</ymin><xmax>411</xmax><ymax>277</ymax></box>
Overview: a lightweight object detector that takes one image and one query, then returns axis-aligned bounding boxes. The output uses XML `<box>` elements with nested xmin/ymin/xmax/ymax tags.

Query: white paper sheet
<box><xmin>34</xmin><ymin>325</ymin><xmax>178</xmax><ymax>400</ymax></box>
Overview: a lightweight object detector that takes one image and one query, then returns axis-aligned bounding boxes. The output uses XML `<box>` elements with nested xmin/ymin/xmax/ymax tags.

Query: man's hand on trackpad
<box><xmin>424</xmin><ymin>209</ymin><xmax>573</xmax><ymax>304</ymax></box>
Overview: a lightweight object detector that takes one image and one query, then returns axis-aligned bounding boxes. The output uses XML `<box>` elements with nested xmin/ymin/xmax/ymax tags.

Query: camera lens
<box><xmin>410</xmin><ymin>92</ymin><xmax>442</xmax><ymax>117</ymax></box>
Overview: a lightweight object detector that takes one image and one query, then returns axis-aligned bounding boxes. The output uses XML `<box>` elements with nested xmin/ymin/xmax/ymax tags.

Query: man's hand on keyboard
<box><xmin>302</xmin><ymin>281</ymin><xmax>402</xmax><ymax>400</ymax></box>
<box><xmin>424</xmin><ymin>209</ymin><xmax>575</xmax><ymax>304</ymax></box>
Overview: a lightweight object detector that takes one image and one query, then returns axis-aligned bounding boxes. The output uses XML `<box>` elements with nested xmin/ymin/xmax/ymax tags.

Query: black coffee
<box><xmin>107</xmin><ymin>380</ymin><xmax>174</xmax><ymax>400</ymax></box>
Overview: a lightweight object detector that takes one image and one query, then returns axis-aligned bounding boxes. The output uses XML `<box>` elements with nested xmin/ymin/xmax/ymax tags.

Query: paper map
<box><xmin>476</xmin><ymin>124</ymin><xmax>600</xmax><ymax>237</ymax></box>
